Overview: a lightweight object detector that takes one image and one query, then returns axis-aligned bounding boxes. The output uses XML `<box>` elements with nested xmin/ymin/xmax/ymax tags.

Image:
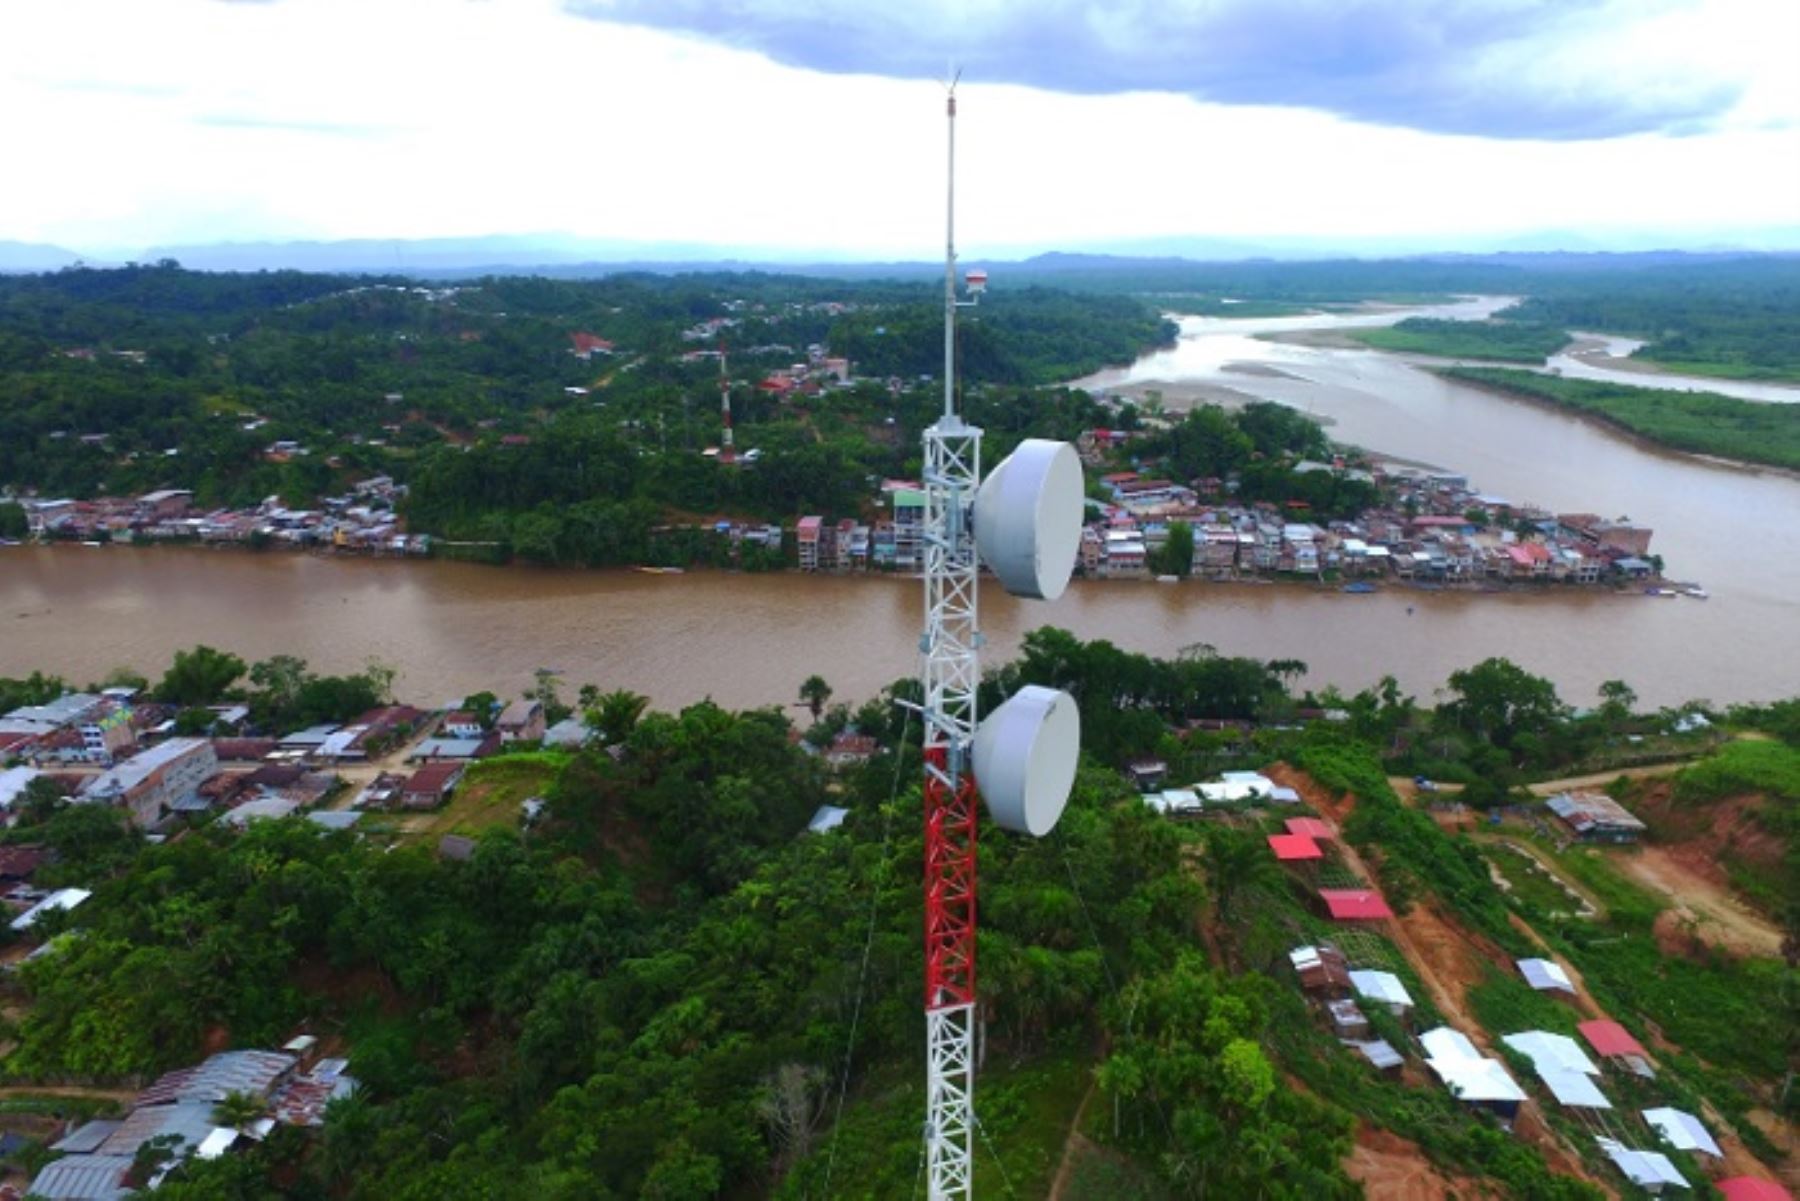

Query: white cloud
<box><xmin>0</xmin><ymin>0</ymin><xmax>1796</xmax><ymax>256</ymax></box>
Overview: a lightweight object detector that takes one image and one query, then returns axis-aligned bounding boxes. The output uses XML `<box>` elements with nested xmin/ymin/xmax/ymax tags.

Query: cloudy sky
<box><xmin>3</xmin><ymin>0</ymin><xmax>1796</xmax><ymax>258</ymax></box>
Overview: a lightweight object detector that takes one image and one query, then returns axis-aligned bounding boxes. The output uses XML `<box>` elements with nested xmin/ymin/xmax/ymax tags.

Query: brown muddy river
<box><xmin>4</xmin><ymin>299</ymin><xmax>1796</xmax><ymax>712</ymax></box>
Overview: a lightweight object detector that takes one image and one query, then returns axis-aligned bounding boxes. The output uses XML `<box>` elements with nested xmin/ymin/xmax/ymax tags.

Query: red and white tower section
<box><xmin>919</xmin><ymin>85</ymin><xmax>1084</xmax><ymax>1201</ymax></box>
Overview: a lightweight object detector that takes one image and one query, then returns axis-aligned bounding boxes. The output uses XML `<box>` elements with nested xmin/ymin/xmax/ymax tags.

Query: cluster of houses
<box><xmin>19</xmin><ymin>1043</ymin><xmax>355</xmax><ymax>1199</ymax></box>
<box><xmin>1072</xmin><ymin>457</ymin><xmax>1658</xmax><ymax>585</ymax></box>
<box><xmin>0</xmin><ymin>685</ymin><xmax>563</xmax><ymax>834</ymax></box>
<box><xmin>1262</xmin><ymin>798</ymin><xmax>1756</xmax><ymax>1197</ymax></box>
<box><xmin>10</xmin><ymin>478</ymin><xmax>427</xmax><ymax>556</ymax></box>
<box><xmin>778</xmin><ymin>449</ymin><xmax>1661</xmax><ymax>590</ymax></box>
<box><xmin>1287</xmin><ymin>912</ymin><xmax>1737</xmax><ymax>1192</ymax></box>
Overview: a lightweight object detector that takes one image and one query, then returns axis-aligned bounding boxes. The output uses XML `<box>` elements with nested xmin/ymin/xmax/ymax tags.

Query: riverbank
<box><xmin>5</xmin><ymin>536</ymin><xmax>1683</xmax><ymax>597</ymax></box>
<box><xmin>1440</xmin><ymin>367</ymin><xmax>1800</xmax><ymax>474</ymax></box>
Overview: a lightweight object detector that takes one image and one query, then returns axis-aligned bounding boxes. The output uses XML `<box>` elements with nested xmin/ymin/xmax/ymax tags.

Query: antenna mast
<box><xmin>922</xmin><ymin>79</ymin><xmax>981</xmax><ymax>1201</ymax></box>
<box><xmin>718</xmin><ymin>343</ymin><xmax>736</xmax><ymax>464</ymax></box>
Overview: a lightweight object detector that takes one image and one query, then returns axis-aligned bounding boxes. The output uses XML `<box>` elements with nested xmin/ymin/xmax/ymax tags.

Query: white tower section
<box><xmin>921</xmin><ymin>84</ymin><xmax>982</xmax><ymax>1201</ymax></box>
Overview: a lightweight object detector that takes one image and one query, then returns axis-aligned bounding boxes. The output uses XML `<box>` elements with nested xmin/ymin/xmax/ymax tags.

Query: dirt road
<box><xmin>1613</xmin><ymin>845</ymin><xmax>1784</xmax><ymax>959</ymax></box>
<box><xmin>1525</xmin><ymin>762</ymin><xmax>1690</xmax><ymax>796</ymax></box>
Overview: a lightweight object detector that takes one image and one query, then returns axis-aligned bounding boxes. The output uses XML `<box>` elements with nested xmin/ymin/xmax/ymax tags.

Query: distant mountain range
<box><xmin>3</xmin><ymin>230</ymin><xmax>1797</xmax><ymax>277</ymax></box>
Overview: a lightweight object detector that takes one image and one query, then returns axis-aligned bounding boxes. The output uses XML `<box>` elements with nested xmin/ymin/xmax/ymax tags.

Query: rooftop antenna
<box><xmin>917</xmin><ymin>79</ymin><xmax>1083</xmax><ymax>1201</ymax></box>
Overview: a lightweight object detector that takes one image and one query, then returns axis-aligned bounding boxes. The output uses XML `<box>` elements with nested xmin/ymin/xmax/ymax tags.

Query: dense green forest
<box><xmin>1445</xmin><ymin>367</ymin><xmax>1800</xmax><ymax>471</ymax></box>
<box><xmin>0</xmin><ymin>263</ymin><xmax>1169</xmax><ymax>516</ymax></box>
<box><xmin>4</xmin><ymin>638</ymin><xmax>1793</xmax><ymax>1198</ymax></box>
<box><xmin>1350</xmin><ymin>318</ymin><xmax>1571</xmax><ymax>362</ymax></box>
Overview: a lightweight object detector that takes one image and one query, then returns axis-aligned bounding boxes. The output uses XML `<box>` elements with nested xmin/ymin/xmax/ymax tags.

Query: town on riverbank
<box><xmin>4</xmin><ymin>429</ymin><xmax>1676</xmax><ymax>595</ymax></box>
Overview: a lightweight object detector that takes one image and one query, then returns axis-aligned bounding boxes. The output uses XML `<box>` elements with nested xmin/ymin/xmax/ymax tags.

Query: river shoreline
<box><xmin>3</xmin><ymin>537</ymin><xmax>1681</xmax><ymax>601</ymax></box>
<box><xmin>1436</xmin><ymin>372</ymin><xmax>1800</xmax><ymax>482</ymax></box>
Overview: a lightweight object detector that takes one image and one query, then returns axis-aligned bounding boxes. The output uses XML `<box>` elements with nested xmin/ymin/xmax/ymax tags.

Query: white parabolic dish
<box><xmin>974</xmin><ymin>439</ymin><xmax>1084</xmax><ymax>601</ymax></box>
<box><xmin>973</xmin><ymin>684</ymin><xmax>1080</xmax><ymax>836</ymax></box>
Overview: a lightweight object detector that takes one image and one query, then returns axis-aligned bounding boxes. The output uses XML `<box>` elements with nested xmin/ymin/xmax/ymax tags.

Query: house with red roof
<box><xmin>1285</xmin><ymin>817</ymin><xmax>1334</xmax><ymax>841</ymax></box>
<box><xmin>1577</xmin><ymin>1019</ymin><xmax>1655</xmax><ymax>1078</ymax></box>
<box><xmin>569</xmin><ymin>332</ymin><xmax>615</xmax><ymax>359</ymax></box>
<box><xmin>1268</xmin><ymin>833</ymin><xmax>1323</xmax><ymax>862</ymax></box>
<box><xmin>401</xmin><ymin>761</ymin><xmax>465</xmax><ymax>809</ymax></box>
<box><xmin>1319</xmin><ymin>889</ymin><xmax>1394</xmax><ymax>921</ymax></box>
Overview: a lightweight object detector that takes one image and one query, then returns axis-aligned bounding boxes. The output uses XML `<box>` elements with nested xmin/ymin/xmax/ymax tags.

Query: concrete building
<box><xmin>891</xmin><ymin>490</ymin><xmax>925</xmax><ymax>570</ymax></box>
<box><xmin>796</xmin><ymin>515</ymin><xmax>824</xmax><ymax>570</ymax></box>
<box><xmin>81</xmin><ymin>737</ymin><xmax>219</xmax><ymax>827</ymax></box>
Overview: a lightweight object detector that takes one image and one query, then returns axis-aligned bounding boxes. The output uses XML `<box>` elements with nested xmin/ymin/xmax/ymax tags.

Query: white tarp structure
<box><xmin>1348</xmin><ymin>970</ymin><xmax>1414</xmax><ymax>1010</ymax></box>
<box><xmin>1503</xmin><ymin>1031</ymin><xmax>1601</xmax><ymax>1076</ymax></box>
<box><xmin>1539</xmin><ymin>1068</ymin><xmax>1613</xmax><ymax>1109</ymax></box>
<box><xmin>1518</xmin><ymin>957</ymin><xmax>1577</xmax><ymax>994</ymax></box>
<box><xmin>1597</xmin><ymin>1137</ymin><xmax>1688</xmax><ymax>1192</ymax></box>
<box><xmin>807</xmin><ymin>805</ymin><xmax>849</xmax><ymax>834</ymax></box>
<box><xmin>1159</xmin><ymin>788</ymin><xmax>1201</xmax><ymax>814</ymax></box>
<box><xmin>1503</xmin><ymin>1031</ymin><xmax>1611</xmax><ymax>1110</ymax></box>
<box><xmin>10</xmin><ymin>887</ymin><xmax>92</xmax><ymax>931</ymax></box>
<box><xmin>1420</xmin><ymin>1027</ymin><xmax>1480</xmax><ymax>1062</ymax></box>
<box><xmin>1643</xmin><ymin>1108</ymin><xmax>1722</xmax><ymax>1158</ymax></box>
<box><xmin>1420</xmin><ymin>1027</ymin><xmax>1526</xmax><ymax>1106</ymax></box>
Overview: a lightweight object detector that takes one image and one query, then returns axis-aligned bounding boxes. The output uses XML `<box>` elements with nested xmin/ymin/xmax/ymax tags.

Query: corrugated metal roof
<box><xmin>1348</xmin><ymin>970</ymin><xmax>1413</xmax><ymax>1008</ymax></box>
<box><xmin>1350</xmin><ymin>1039</ymin><xmax>1403</xmax><ymax>1069</ymax></box>
<box><xmin>51</xmin><ymin>1119</ymin><xmax>121</xmax><ymax>1154</ymax></box>
<box><xmin>1320</xmin><ymin>889</ymin><xmax>1394</xmax><ymax>921</ymax></box>
<box><xmin>26</xmin><ymin>1153</ymin><xmax>132</xmax><ymax>1200</ymax></box>
<box><xmin>97</xmin><ymin>1100</ymin><xmax>219</xmax><ymax>1157</ymax></box>
<box><xmin>137</xmin><ymin>1049</ymin><xmax>296</xmax><ymax>1106</ymax></box>
<box><xmin>1268</xmin><ymin>833</ymin><xmax>1323</xmax><ymax>861</ymax></box>
<box><xmin>1578</xmin><ymin>1019</ymin><xmax>1648</xmax><ymax>1059</ymax></box>
<box><xmin>1517</xmin><ymin>958</ymin><xmax>1576</xmax><ymax>993</ymax></box>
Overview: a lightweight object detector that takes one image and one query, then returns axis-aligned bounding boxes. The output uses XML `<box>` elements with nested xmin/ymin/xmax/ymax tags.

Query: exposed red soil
<box><xmin>1347</xmin><ymin>1124</ymin><xmax>1494</xmax><ymax>1199</ymax></box>
<box><xmin>1631</xmin><ymin>782</ymin><xmax>1784</xmax><ymax>895</ymax></box>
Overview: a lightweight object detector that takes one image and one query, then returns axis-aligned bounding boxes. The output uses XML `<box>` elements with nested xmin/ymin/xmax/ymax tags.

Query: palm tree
<box><xmin>798</xmin><ymin>675</ymin><xmax>832</xmax><ymax>723</ymax></box>
<box><xmin>211</xmin><ymin>1090</ymin><xmax>266</xmax><ymax>1130</ymax></box>
<box><xmin>589</xmin><ymin>689</ymin><xmax>648</xmax><ymax>744</ymax></box>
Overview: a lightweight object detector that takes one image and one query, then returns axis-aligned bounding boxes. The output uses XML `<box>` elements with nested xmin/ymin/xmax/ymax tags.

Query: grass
<box><xmin>1351</xmin><ymin>319</ymin><xmax>1570</xmax><ymax>362</ymax></box>
<box><xmin>398</xmin><ymin>751</ymin><xmax>567</xmax><ymax>841</ymax></box>
<box><xmin>1062</xmin><ymin>1140</ymin><xmax>1172</xmax><ymax>1201</ymax></box>
<box><xmin>1554</xmin><ymin>846</ymin><xmax>1666</xmax><ymax>931</ymax></box>
<box><xmin>1466</xmin><ymin>966</ymin><xmax>1578</xmax><ymax>1038</ymax></box>
<box><xmin>776</xmin><ymin>1044</ymin><xmax>1095</xmax><ymax>1201</ymax></box>
<box><xmin>969</xmin><ymin>1048</ymin><xmax>1096</xmax><ymax>1198</ymax></box>
<box><xmin>1443</xmin><ymin>367</ymin><xmax>1800</xmax><ymax>471</ymax></box>
<box><xmin>1483</xmin><ymin>844</ymin><xmax>1590</xmax><ymax>919</ymax></box>
<box><xmin>1556</xmin><ymin>932</ymin><xmax>1792</xmax><ymax>1082</ymax></box>
<box><xmin>1675</xmin><ymin>738</ymin><xmax>1800</xmax><ymax>804</ymax></box>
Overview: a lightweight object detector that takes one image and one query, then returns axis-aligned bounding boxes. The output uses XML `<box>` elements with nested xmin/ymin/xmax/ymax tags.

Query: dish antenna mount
<box><xmin>917</xmin><ymin>81</ymin><xmax>1085</xmax><ymax>1201</ymax></box>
